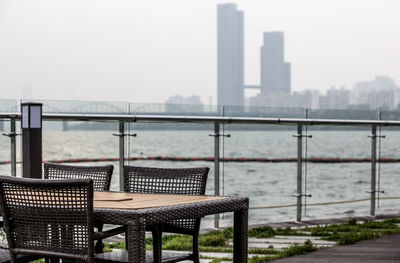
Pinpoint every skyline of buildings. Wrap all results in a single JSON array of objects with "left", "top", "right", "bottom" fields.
[
  {"left": 166, "top": 76, "right": 400, "bottom": 112},
  {"left": 213, "top": 3, "right": 399, "bottom": 111},
  {"left": 217, "top": 3, "right": 291, "bottom": 108}
]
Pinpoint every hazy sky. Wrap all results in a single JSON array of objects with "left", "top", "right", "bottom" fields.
[{"left": 1, "top": 0, "right": 399, "bottom": 104}]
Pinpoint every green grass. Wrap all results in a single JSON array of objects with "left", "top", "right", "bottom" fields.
[
  {"left": 248, "top": 240, "right": 317, "bottom": 262},
  {"left": 301, "top": 218, "right": 400, "bottom": 245}
]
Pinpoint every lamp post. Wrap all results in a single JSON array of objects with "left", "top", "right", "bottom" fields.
[{"left": 21, "top": 102, "right": 43, "bottom": 179}]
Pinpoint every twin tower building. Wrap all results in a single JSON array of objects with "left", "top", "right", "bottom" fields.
[{"left": 217, "top": 3, "right": 291, "bottom": 107}]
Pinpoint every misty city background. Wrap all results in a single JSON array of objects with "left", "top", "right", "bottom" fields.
[{"left": 1, "top": 0, "right": 400, "bottom": 111}]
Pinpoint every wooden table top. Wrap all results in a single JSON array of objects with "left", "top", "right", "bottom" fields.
[{"left": 94, "top": 191, "right": 227, "bottom": 210}]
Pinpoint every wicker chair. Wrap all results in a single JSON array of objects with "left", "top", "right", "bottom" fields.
[
  {"left": 123, "top": 166, "right": 210, "bottom": 263},
  {"left": 0, "top": 244, "right": 40, "bottom": 263},
  {"left": 43, "top": 162, "right": 120, "bottom": 254},
  {"left": 0, "top": 249, "right": 41, "bottom": 263},
  {"left": 0, "top": 201, "right": 42, "bottom": 263},
  {"left": 43, "top": 163, "right": 113, "bottom": 191},
  {"left": 0, "top": 176, "right": 99, "bottom": 262}
]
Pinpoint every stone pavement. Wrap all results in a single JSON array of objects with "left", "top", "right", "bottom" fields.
[
  {"left": 270, "top": 233, "right": 400, "bottom": 263},
  {"left": 179, "top": 233, "right": 400, "bottom": 262},
  {"left": 169, "top": 234, "right": 337, "bottom": 262}
]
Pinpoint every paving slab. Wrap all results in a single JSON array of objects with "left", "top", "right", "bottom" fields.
[
  {"left": 165, "top": 250, "right": 265, "bottom": 260},
  {"left": 270, "top": 233, "right": 400, "bottom": 262},
  {"left": 248, "top": 237, "right": 336, "bottom": 246}
]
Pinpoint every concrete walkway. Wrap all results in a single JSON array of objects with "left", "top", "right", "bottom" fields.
[{"left": 271, "top": 233, "right": 400, "bottom": 263}]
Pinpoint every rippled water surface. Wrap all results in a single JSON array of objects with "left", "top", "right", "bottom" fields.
[{"left": 1, "top": 127, "right": 400, "bottom": 225}]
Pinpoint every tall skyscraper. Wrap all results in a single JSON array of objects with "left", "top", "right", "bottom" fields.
[
  {"left": 260, "top": 32, "right": 291, "bottom": 95},
  {"left": 217, "top": 3, "right": 244, "bottom": 107}
]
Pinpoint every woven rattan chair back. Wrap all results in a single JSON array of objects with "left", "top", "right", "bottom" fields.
[
  {"left": 123, "top": 166, "right": 209, "bottom": 233},
  {"left": 44, "top": 163, "right": 113, "bottom": 191},
  {"left": 0, "top": 176, "right": 94, "bottom": 263}
]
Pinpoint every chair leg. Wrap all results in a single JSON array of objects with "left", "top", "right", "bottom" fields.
[
  {"left": 151, "top": 225, "right": 162, "bottom": 263},
  {"left": 125, "top": 229, "right": 128, "bottom": 250},
  {"left": 9, "top": 253, "right": 17, "bottom": 263},
  {"left": 192, "top": 233, "right": 200, "bottom": 263},
  {"left": 94, "top": 222, "right": 105, "bottom": 254}
]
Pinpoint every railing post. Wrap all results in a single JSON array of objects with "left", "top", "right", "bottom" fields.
[
  {"left": 296, "top": 124, "right": 303, "bottom": 222},
  {"left": 214, "top": 122, "right": 220, "bottom": 228},
  {"left": 370, "top": 125, "right": 377, "bottom": 216},
  {"left": 10, "top": 118, "right": 17, "bottom": 177},
  {"left": 119, "top": 121, "right": 125, "bottom": 191}
]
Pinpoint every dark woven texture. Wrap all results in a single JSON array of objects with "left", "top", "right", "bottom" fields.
[
  {"left": 44, "top": 163, "right": 113, "bottom": 191},
  {"left": 0, "top": 176, "right": 95, "bottom": 262},
  {"left": 44, "top": 163, "right": 118, "bottom": 254},
  {"left": 123, "top": 166, "right": 209, "bottom": 262},
  {"left": 0, "top": 248, "right": 41, "bottom": 263}
]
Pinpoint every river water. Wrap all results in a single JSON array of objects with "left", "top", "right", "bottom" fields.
[{"left": 1, "top": 127, "right": 400, "bottom": 226}]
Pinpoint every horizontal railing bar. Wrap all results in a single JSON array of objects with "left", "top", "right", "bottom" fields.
[
  {"left": 2, "top": 112, "right": 400, "bottom": 126},
  {"left": 250, "top": 196, "right": 400, "bottom": 210},
  {"left": 4, "top": 156, "right": 400, "bottom": 165},
  {"left": 3, "top": 156, "right": 400, "bottom": 165}
]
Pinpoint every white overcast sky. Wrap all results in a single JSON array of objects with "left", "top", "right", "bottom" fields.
[{"left": 0, "top": 0, "right": 399, "bottom": 104}]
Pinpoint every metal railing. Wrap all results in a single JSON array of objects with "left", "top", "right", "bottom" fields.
[{"left": 2, "top": 111, "right": 400, "bottom": 226}]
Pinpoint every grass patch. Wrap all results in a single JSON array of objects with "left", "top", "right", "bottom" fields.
[
  {"left": 248, "top": 225, "right": 311, "bottom": 238},
  {"left": 300, "top": 218, "right": 400, "bottom": 245},
  {"left": 248, "top": 240, "right": 317, "bottom": 262}
]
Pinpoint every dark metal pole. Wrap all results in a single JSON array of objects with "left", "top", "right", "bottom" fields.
[
  {"left": 10, "top": 118, "right": 16, "bottom": 177},
  {"left": 214, "top": 122, "right": 220, "bottom": 228},
  {"left": 21, "top": 102, "right": 43, "bottom": 179},
  {"left": 119, "top": 121, "right": 125, "bottom": 191},
  {"left": 296, "top": 124, "right": 303, "bottom": 222},
  {"left": 370, "top": 125, "right": 377, "bottom": 216}
]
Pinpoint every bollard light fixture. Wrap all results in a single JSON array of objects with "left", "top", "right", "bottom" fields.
[
  {"left": 21, "top": 102, "right": 42, "bottom": 129},
  {"left": 21, "top": 102, "right": 43, "bottom": 179}
]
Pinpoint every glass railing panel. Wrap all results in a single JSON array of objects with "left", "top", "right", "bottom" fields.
[
  {"left": 21, "top": 99, "right": 128, "bottom": 114},
  {"left": 375, "top": 127, "right": 400, "bottom": 214},
  {"left": 380, "top": 110, "right": 400, "bottom": 121},
  {"left": 42, "top": 120, "right": 121, "bottom": 190},
  {"left": 124, "top": 121, "right": 215, "bottom": 225},
  {"left": 304, "top": 125, "right": 372, "bottom": 220},
  {"left": 223, "top": 105, "right": 305, "bottom": 118},
  {"left": 0, "top": 99, "right": 18, "bottom": 112},
  {"left": 0, "top": 118, "right": 21, "bottom": 177},
  {"left": 222, "top": 122, "right": 298, "bottom": 224},
  {"left": 307, "top": 108, "right": 378, "bottom": 120},
  {"left": 0, "top": 119, "right": 11, "bottom": 176},
  {"left": 129, "top": 102, "right": 221, "bottom": 116}
]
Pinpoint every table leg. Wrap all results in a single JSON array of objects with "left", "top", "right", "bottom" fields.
[
  {"left": 233, "top": 209, "right": 248, "bottom": 263},
  {"left": 151, "top": 225, "right": 162, "bottom": 263},
  {"left": 127, "top": 219, "right": 146, "bottom": 263},
  {"left": 94, "top": 222, "right": 105, "bottom": 253}
]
